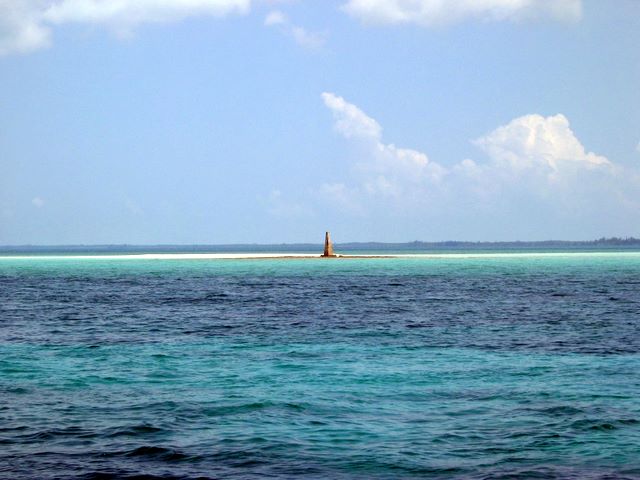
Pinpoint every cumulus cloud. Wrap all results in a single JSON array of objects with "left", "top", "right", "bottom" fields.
[
  {"left": 322, "top": 92, "right": 381, "bottom": 139},
  {"left": 475, "top": 113, "right": 609, "bottom": 171},
  {"left": 309, "top": 92, "right": 639, "bottom": 238},
  {"left": 264, "top": 10, "right": 325, "bottom": 49},
  {"left": 470, "top": 114, "right": 619, "bottom": 212},
  {"left": 321, "top": 92, "right": 446, "bottom": 206},
  {"left": 342, "top": 0, "right": 582, "bottom": 27},
  {"left": 0, "top": 0, "right": 250, "bottom": 55},
  {"left": 31, "top": 196, "right": 45, "bottom": 208}
]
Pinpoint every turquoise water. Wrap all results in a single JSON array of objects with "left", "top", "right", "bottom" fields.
[{"left": 1, "top": 252, "right": 640, "bottom": 479}]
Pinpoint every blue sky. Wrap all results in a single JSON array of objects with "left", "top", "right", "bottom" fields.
[{"left": 1, "top": 0, "right": 639, "bottom": 244}]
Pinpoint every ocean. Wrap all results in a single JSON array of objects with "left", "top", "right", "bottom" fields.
[{"left": 1, "top": 250, "right": 639, "bottom": 479}]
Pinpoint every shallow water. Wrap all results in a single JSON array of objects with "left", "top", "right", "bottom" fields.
[{"left": 1, "top": 253, "right": 640, "bottom": 479}]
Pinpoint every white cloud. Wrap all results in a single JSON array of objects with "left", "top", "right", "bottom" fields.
[
  {"left": 290, "top": 25, "right": 325, "bottom": 49},
  {"left": 342, "top": 0, "right": 582, "bottom": 27},
  {"left": 44, "top": 0, "right": 250, "bottom": 25},
  {"left": 322, "top": 92, "right": 381, "bottom": 139},
  {"left": 0, "top": 1, "right": 52, "bottom": 55},
  {"left": 31, "top": 196, "right": 45, "bottom": 208},
  {"left": 0, "top": 0, "right": 250, "bottom": 55},
  {"left": 474, "top": 113, "right": 609, "bottom": 172},
  {"left": 264, "top": 10, "right": 286, "bottom": 26},
  {"left": 320, "top": 92, "right": 446, "bottom": 204},
  {"left": 309, "top": 93, "right": 640, "bottom": 238},
  {"left": 264, "top": 9, "right": 326, "bottom": 49},
  {"left": 321, "top": 93, "right": 614, "bottom": 199}
]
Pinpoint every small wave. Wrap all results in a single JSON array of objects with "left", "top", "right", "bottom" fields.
[
  {"left": 10, "top": 426, "right": 97, "bottom": 443},
  {"left": 158, "top": 291, "right": 242, "bottom": 306},
  {"left": 540, "top": 405, "right": 585, "bottom": 416},
  {"left": 193, "top": 400, "right": 313, "bottom": 418},
  {"left": 285, "top": 350, "right": 322, "bottom": 359},
  {"left": 0, "top": 425, "right": 28, "bottom": 434},
  {"left": 2, "top": 386, "right": 30, "bottom": 394},
  {"left": 124, "top": 446, "right": 192, "bottom": 461},
  {"left": 200, "top": 401, "right": 272, "bottom": 417},
  {"left": 81, "top": 472, "right": 213, "bottom": 480},
  {"left": 104, "top": 424, "right": 164, "bottom": 438},
  {"left": 571, "top": 418, "right": 638, "bottom": 432},
  {"left": 203, "top": 292, "right": 231, "bottom": 300}
]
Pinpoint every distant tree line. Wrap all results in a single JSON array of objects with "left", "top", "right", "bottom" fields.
[
  {"left": 2, "top": 237, "right": 640, "bottom": 253},
  {"left": 337, "top": 237, "right": 640, "bottom": 250}
]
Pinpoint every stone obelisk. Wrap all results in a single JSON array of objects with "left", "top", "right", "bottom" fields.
[{"left": 322, "top": 231, "right": 336, "bottom": 257}]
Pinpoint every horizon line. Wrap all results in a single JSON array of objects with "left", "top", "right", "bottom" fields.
[{"left": 1, "top": 237, "right": 639, "bottom": 249}]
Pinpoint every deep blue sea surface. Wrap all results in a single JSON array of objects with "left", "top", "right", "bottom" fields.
[{"left": 1, "top": 251, "right": 640, "bottom": 479}]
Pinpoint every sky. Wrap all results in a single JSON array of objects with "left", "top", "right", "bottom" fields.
[{"left": 1, "top": 0, "right": 639, "bottom": 244}]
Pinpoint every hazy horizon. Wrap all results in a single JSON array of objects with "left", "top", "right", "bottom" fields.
[{"left": 2, "top": 237, "right": 640, "bottom": 250}]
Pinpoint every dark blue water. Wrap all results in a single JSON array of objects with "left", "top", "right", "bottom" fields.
[{"left": 1, "top": 253, "right": 640, "bottom": 479}]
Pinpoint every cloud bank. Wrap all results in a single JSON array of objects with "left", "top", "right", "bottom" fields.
[
  {"left": 0, "top": 0, "right": 250, "bottom": 55},
  {"left": 1, "top": 0, "right": 586, "bottom": 56},
  {"left": 342, "top": 0, "right": 582, "bottom": 26},
  {"left": 311, "top": 93, "right": 639, "bottom": 239}
]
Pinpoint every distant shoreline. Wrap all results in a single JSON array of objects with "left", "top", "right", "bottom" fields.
[{"left": 1, "top": 237, "right": 640, "bottom": 254}]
